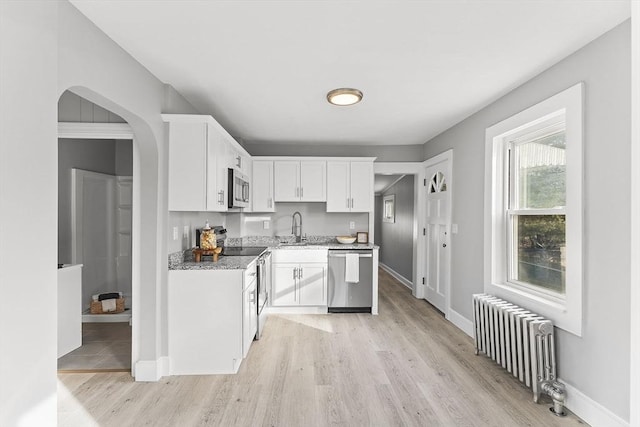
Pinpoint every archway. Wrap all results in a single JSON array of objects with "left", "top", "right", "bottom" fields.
[{"left": 56, "top": 85, "right": 161, "bottom": 380}]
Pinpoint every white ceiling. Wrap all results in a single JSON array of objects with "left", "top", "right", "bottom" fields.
[{"left": 69, "top": 1, "right": 630, "bottom": 146}]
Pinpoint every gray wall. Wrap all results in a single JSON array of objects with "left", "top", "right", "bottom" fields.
[
  {"left": 245, "top": 141, "right": 423, "bottom": 162},
  {"left": 376, "top": 176, "right": 414, "bottom": 282},
  {"left": 423, "top": 21, "right": 631, "bottom": 421}
]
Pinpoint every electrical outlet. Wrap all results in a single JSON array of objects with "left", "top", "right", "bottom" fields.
[
  {"left": 172, "top": 227, "right": 178, "bottom": 240},
  {"left": 183, "top": 225, "right": 189, "bottom": 238},
  {"left": 349, "top": 221, "right": 355, "bottom": 230},
  {"left": 263, "top": 220, "right": 270, "bottom": 230}
]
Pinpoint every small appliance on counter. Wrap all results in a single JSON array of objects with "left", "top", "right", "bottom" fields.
[
  {"left": 193, "top": 224, "right": 227, "bottom": 262},
  {"left": 195, "top": 224, "right": 227, "bottom": 249}
]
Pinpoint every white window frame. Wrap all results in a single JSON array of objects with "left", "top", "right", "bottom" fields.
[{"left": 484, "top": 82, "right": 583, "bottom": 336}]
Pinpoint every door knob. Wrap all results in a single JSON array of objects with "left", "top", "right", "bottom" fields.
[{"left": 442, "top": 243, "right": 447, "bottom": 248}]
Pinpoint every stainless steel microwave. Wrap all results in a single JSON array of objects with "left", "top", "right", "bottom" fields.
[{"left": 228, "top": 168, "right": 250, "bottom": 208}]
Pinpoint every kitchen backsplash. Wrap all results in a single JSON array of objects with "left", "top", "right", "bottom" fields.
[
  {"left": 168, "top": 203, "right": 369, "bottom": 253},
  {"left": 235, "top": 203, "right": 368, "bottom": 237}
]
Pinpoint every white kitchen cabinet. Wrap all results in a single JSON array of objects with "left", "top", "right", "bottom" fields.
[
  {"left": 272, "top": 263, "right": 298, "bottom": 306},
  {"left": 163, "top": 114, "right": 251, "bottom": 212},
  {"left": 271, "top": 249, "right": 327, "bottom": 307},
  {"left": 326, "top": 161, "right": 373, "bottom": 212},
  {"left": 273, "top": 160, "right": 326, "bottom": 202},
  {"left": 206, "top": 125, "right": 229, "bottom": 211},
  {"left": 166, "top": 120, "right": 208, "bottom": 211},
  {"left": 242, "top": 267, "right": 257, "bottom": 358},
  {"left": 168, "top": 262, "right": 257, "bottom": 375},
  {"left": 252, "top": 160, "right": 275, "bottom": 212}
]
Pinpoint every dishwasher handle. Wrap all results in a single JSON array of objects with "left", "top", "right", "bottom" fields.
[{"left": 328, "top": 253, "right": 372, "bottom": 258}]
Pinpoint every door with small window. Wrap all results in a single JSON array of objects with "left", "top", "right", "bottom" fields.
[{"left": 424, "top": 162, "right": 451, "bottom": 313}]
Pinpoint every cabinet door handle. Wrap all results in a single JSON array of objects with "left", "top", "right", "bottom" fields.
[
  {"left": 218, "top": 190, "right": 224, "bottom": 205},
  {"left": 351, "top": 198, "right": 354, "bottom": 209},
  {"left": 300, "top": 187, "right": 303, "bottom": 198},
  {"left": 293, "top": 267, "right": 297, "bottom": 280},
  {"left": 347, "top": 198, "right": 350, "bottom": 208},
  {"left": 299, "top": 267, "right": 303, "bottom": 279}
]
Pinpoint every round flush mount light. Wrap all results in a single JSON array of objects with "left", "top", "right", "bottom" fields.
[{"left": 327, "top": 88, "right": 363, "bottom": 106}]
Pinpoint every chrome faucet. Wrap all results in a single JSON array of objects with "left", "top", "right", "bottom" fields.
[{"left": 292, "top": 211, "right": 303, "bottom": 243}]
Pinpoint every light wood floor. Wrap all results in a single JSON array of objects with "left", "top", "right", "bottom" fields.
[
  {"left": 58, "top": 269, "right": 587, "bottom": 426},
  {"left": 58, "top": 322, "right": 131, "bottom": 372}
]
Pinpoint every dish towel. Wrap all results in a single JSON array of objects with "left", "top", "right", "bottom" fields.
[
  {"left": 345, "top": 253, "right": 359, "bottom": 283},
  {"left": 101, "top": 299, "right": 117, "bottom": 312}
]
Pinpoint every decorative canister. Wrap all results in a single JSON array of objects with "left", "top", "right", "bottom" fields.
[{"left": 201, "top": 221, "right": 216, "bottom": 250}]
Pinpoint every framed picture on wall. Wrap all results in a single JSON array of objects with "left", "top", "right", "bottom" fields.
[
  {"left": 383, "top": 194, "right": 395, "bottom": 223},
  {"left": 356, "top": 231, "right": 369, "bottom": 244}
]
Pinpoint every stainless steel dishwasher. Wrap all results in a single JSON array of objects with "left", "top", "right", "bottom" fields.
[{"left": 328, "top": 249, "right": 373, "bottom": 313}]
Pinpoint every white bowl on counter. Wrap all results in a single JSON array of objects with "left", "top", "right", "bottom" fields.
[{"left": 336, "top": 236, "right": 356, "bottom": 244}]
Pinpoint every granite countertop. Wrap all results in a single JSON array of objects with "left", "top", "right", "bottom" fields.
[
  {"left": 168, "top": 237, "right": 378, "bottom": 271},
  {"left": 272, "top": 243, "right": 377, "bottom": 250},
  {"left": 170, "top": 255, "right": 259, "bottom": 271}
]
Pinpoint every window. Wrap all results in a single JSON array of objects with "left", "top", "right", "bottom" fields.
[
  {"left": 383, "top": 194, "right": 395, "bottom": 223},
  {"left": 485, "top": 83, "right": 583, "bottom": 336}
]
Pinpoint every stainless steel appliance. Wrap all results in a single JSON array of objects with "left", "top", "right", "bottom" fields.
[
  {"left": 255, "top": 251, "right": 271, "bottom": 339},
  {"left": 228, "top": 168, "right": 250, "bottom": 208},
  {"left": 328, "top": 249, "right": 373, "bottom": 313}
]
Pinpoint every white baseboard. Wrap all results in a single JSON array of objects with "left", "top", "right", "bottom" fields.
[
  {"left": 558, "top": 378, "right": 629, "bottom": 427},
  {"left": 379, "top": 262, "right": 413, "bottom": 290},
  {"left": 134, "top": 356, "right": 170, "bottom": 382},
  {"left": 447, "top": 308, "right": 474, "bottom": 338}
]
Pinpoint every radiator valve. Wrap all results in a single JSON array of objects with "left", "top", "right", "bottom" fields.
[{"left": 541, "top": 381, "right": 566, "bottom": 417}]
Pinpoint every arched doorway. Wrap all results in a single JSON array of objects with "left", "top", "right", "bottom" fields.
[{"left": 56, "top": 91, "right": 135, "bottom": 372}]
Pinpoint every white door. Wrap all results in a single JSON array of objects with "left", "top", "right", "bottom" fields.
[
  {"left": 424, "top": 163, "right": 451, "bottom": 313},
  {"left": 72, "top": 169, "right": 117, "bottom": 310}
]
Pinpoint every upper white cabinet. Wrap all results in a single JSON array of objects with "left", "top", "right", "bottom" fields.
[
  {"left": 252, "top": 160, "right": 275, "bottom": 212},
  {"left": 274, "top": 160, "right": 326, "bottom": 202},
  {"left": 327, "top": 161, "right": 374, "bottom": 212},
  {"left": 163, "top": 114, "right": 251, "bottom": 212}
]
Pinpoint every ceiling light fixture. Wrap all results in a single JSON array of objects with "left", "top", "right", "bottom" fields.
[{"left": 327, "top": 88, "right": 363, "bottom": 106}]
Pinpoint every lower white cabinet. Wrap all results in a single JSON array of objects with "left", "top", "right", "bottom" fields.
[
  {"left": 168, "top": 263, "right": 256, "bottom": 375},
  {"left": 242, "top": 268, "right": 258, "bottom": 358},
  {"left": 271, "top": 249, "right": 328, "bottom": 307}
]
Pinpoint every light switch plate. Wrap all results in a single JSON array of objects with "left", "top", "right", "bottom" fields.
[
  {"left": 263, "top": 220, "right": 270, "bottom": 230},
  {"left": 183, "top": 225, "right": 189, "bottom": 238},
  {"left": 172, "top": 227, "right": 178, "bottom": 240},
  {"left": 452, "top": 224, "right": 459, "bottom": 234},
  {"left": 349, "top": 221, "right": 355, "bottom": 230}
]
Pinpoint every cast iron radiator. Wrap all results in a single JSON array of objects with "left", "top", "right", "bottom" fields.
[{"left": 472, "top": 294, "right": 567, "bottom": 416}]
